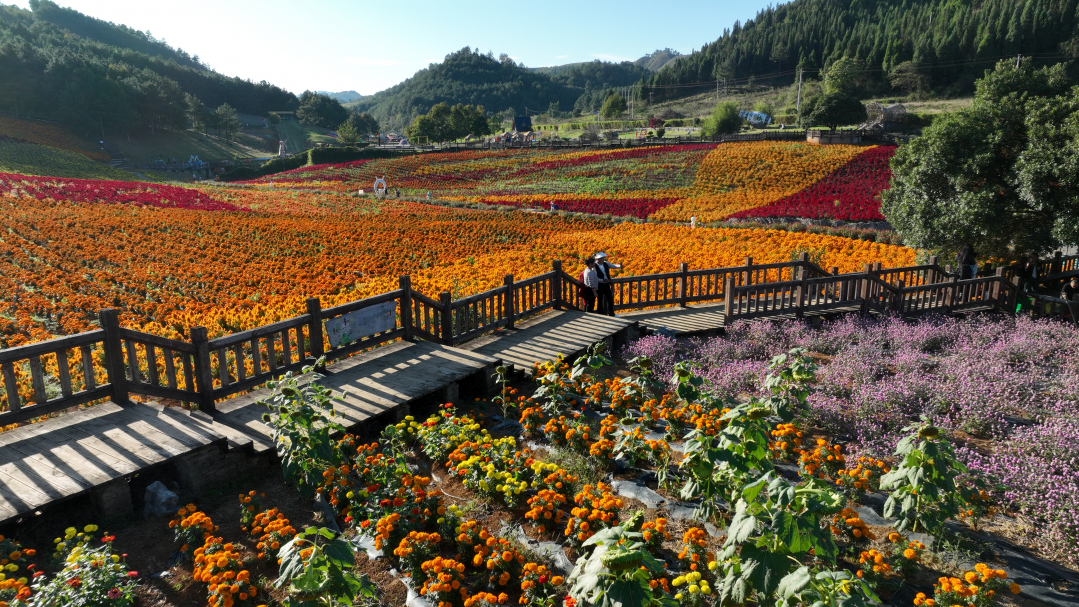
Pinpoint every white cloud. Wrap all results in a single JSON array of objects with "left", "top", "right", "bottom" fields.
[
  {"left": 556, "top": 55, "right": 569, "bottom": 59},
  {"left": 344, "top": 56, "right": 401, "bottom": 67},
  {"left": 591, "top": 53, "right": 634, "bottom": 62}
]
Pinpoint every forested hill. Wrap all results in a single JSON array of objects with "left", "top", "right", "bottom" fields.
[
  {"left": 349, "top": 48, "right": 584, "bottom": 129},
  {"left": 648, "top": 0, "right": 1079, "bottom": 97},
  {"left": 0, "top": 1, "right": 296, "bottom": 136}
]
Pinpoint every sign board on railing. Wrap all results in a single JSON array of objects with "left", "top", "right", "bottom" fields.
[{"left": 325, "top": 302, "right": 397, "bottom": 348}]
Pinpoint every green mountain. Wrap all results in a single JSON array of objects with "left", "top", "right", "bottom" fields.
[
  {"left": 647, "top": 0, "right": 1079, "bottom": 99},
  {"left": 634, "top": 48, "right": 684, "bottom": 72},
  {"left": 0, "top": 0, "right": 296, "bottom": 136}
]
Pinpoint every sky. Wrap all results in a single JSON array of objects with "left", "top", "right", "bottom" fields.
[{"left": 8, "top": 0, "right": 775, "bottom": 96}]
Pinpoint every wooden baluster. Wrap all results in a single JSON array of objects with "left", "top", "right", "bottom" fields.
[
  {"left": 743, "top": 257, "right": 753, "bottom": 287},
  {"left": 146, "top": 344, "right": 159, "bottom": 386},
  {"left": 28, "top": 355, "right": 46, "bottom": 404},
  {"left": 125, "top": 340, "right": 141, "bottom": 384},
  {"left": 80, "top": 344, "right": 96, "bottom": 390},
  {"left": 233, "top": 344, "right": 246, "bottom": 382},
  {"left": 282, "top": 329, "right": 292, "bottom": 365},
  {"left": 2, "top": 362, "right": 19, "bottom": 411},
  {"left": 250, "top": 337, "right": 262, "bottom": 376},
  {"left": 724, "top": 277, "right": 736, "bottom": 320},
  {"left": 164, "top": 349, "right": 178, "bottom": 390},
  {"left": 57, "top": 348, "right": 73, "bottom": 398},
  {"left": 552, "top": 260, "right": 562, "bottom": 310},
  {"left": 182, "top": 351, "right": 195, "bottom": 394},
  {"left": 217, "top": 348, "right": 231, "bottom": 388}
]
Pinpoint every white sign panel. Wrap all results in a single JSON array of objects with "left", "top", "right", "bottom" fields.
[{"left": 325, "top": 301, "right": 397, "bottom": 348}]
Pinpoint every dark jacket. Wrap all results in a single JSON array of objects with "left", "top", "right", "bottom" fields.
[{"left": 956, "top": 245, "right": 976, "bottom": 266}]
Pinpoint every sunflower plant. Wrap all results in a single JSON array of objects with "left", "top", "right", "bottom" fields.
[{"left": 276, "top": 527, "right": 377, "bottom": 607}]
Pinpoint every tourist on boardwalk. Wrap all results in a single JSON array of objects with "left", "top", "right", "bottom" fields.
[
  {"left": 594, "top": 252, "right": 622, "bottom": 316},
  {"left": 1016, "top": 256, "right": 1039, "bottom": 293},
  {"left": 579, "top": 257, "right": 599, "bottom": 312},
  {"left": 956, "top": 244, "right": 977, "bottom": 279},
  {"left": 1062, "top": 276, "right": 1079, "bottom": 301}
]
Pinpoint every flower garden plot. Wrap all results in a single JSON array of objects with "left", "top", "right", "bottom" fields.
[
  {"left": 0, "top": 332, "right": 1048, "bottom": 607},
  {"left": 0, "top": 194, "right": 913, "bottom": 349},
  {"left": 729, "top": 146, "right": 896, "bottom": 222},
  {"left": 0, "top": 117, "right": 111, "bottom": 162},
  {"left": 625, "top": 313, "right": 1079, "bottom": 569},
  {"left": 0, "top": 173, "right": 238, "bottom": 211}
]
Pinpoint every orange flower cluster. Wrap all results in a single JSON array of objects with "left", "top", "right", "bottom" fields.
[
  {"left": 566, "top": 483, "right": 623, "bottom": 543},
  {"left": 249, "top": 509, "right": 295, "bottom": 563},
  {"left": 769, "top": 423, "right": 804, "bottom": 460},
  {"left": 524, "top": 490, "right": 567, "bottom": 534},
  {"left": 170, "top": 506, "right": 218, "bottom": 559},
  {"left": 798, "top": 438, "right": 846, "bottom": 479},
  {"left": 419, "top": 556, "right": 468, "bottom": 605},
  {"left": 917, "top": 563, "right": 1020, "bottom": 607},
  {"left": 837, "top": 456, "right": 891, "bottom": 493},
  {"left": 830, "top": 507, "right": 876, "bottom": 542},
  {"left": 193, "top": 536, "right": 258, "bottom": 607},
  {"left": 640, "top": 517, "right": 670, "bottom": 551}
]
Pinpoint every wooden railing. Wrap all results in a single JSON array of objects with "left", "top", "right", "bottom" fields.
[{"left": 0, "top": 257, "right": 1026, "bottom": 426}]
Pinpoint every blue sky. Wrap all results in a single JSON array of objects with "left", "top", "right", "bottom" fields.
[{"left": 9, "top": 0, "right": 775, "bottom": 95}]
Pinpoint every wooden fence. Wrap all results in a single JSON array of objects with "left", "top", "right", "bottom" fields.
[{"left": 0, "top": 256, "right": 1035, "bottom": 426}]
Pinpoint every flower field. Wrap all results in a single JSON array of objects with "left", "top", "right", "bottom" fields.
[
  {"left": 234, "top": 142, "right": 898, "bottom": 222},
  {"left": 0, "top": 142, "right": 139, "bottom": 181},
  {"left": 0, "top": 190, "right": 914, "bottom": 348},
  {"left": 0, "top": 328, "right": 1047, "bottom": 607}
]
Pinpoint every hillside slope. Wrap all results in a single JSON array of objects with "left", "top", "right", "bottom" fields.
[
  {"left": 0, "top": 1, "right": 297, "bottom": 136},
  {"left": 648, "top": 0, "right": 1079, "bottom": 98}
]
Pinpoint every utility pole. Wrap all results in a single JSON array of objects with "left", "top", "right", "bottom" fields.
[
  {"left": 716, "top": 81, "right": 720, "bottom": 103},
  {"left": 796, "top": 68, "right": 803, "bottom": 123},
  {"left": 1016, "top": 54, "right": 1022, "bottom": 68}
]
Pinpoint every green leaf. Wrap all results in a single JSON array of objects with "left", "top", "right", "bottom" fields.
[
  {"left": 607, "top": 579, "right": 651, "bottom": 607},
  {"left": 742, "top": 544, "right": 793, "bottom": 596},
  {"left": 777, "top": 566, "right": 812, "bottom": 599},
  {"left": 726, "top": 500, "right": 758, "bottom": 545}
]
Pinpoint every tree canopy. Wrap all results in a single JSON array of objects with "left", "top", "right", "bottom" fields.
[
  {"left": 405, "top": 102, "right": 490, "bottom": 143},
  {"left": 296, "top": 91, "right": 349, "bottom": 130},
  {"left": 702, "top": 101, "right": 744, "bottom": 136},
  {"left": 0, "top": 1, "right": 296, "bottom": 136},
  {"left": 645, "top": 0, "right": 1079, "bottom": 100},
  {"left": 599, "top": 93, "right": 627, "bottom": 119},
  {"left": 802, "top": 92, "right": 867, "bottom": 131},
  {"left": 882, "top": 59, "right": 1079, "bottom": 259}
]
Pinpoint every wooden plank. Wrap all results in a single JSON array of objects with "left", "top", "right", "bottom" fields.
[
  {"left": 281, "top": 329, "right": 292, "bottom": 366},
  {"left": 325, "top": 301, "right": 397, "bottom": 348},
  {"left": 251, "top": 337, "right": 262, "bottom": 376},
  {"left": 181, "top": 352, "right": 195, "bottom": 394},
  {"left": 29, "top": 356, "right": 46, "bottom": 405},
  {"left": 56, "top": 348, "right": 72, "bottom": 398},
  {"left": 0, "top": 330, "right": 103, "bottom": 366},
  {"left": 266, "top": 332, "right": 277, "bottom": 373}
]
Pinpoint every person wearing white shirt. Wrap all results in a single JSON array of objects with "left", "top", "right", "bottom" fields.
[{"left": 580, "top": 258, "right": 599, "bottom": 312}]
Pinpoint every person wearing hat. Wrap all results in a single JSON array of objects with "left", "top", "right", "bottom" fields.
[{"left": 593, "top": 252, "right": 622, "bottom": 316}]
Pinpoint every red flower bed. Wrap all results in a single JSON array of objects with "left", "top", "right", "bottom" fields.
[
  {"left": 729, "top": 146, "right": 896, "bottom": 221},
  {"left": 0, "top": 172, "right": 240, "bottom": 211},
  {"left": 484, "top": 196, "right": 678, "bottom": 218}
]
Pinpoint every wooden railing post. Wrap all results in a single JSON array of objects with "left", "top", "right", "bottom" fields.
[
  {"left": 679, "top": 263, "right": 689, "bottom": 308},
  {"left": 552, "top": 260, "right": 562, "bottom": 310},
  {"left": 190, "top": 326, "right": 216, "bottom": 414},
  {"left": 743, "top": 257, "right": 753, "bottom": 286},
  {"left": 724, "top": 277, "right": 736, "bottom": 320},
  {"left": 305, "top": 298, "right": 324, "bottom": 361},
  {"left": 399, "top": 276, "right": 414, "bottom": 341},
  {"left": 944, "top": 275, "right": 958, "bottom": 312},
  {"left": 893, "top": 279, "right": 906, "bottom": 313},
  {"left": 928, "top": 256, "right": 939, "bottom": 284},
  {"left": 440, "top": 292, "right": 454, "bottom": 345},
  {"left": 860, "top": 264, "right": 872, "bottom": 312},
  {"left": 504, "top": 274, "right": 515, "bottom": 329},
  {"left": 1053, "top": 251, "right": 1063, "bottom": 276},
  {"left": 98, "top": 309, "right": 129, "bottom": 405},
  {"left": 797, "top": 270, "right": 807, "bottom": 318},
  {"left": 798, "top": 252, "right": 810, "bottom": 281}
]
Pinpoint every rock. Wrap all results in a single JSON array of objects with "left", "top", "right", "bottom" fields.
[
  {"left": 611, "top": 480, "right": 667, "bottom": 509},
  {"left": 854, "top": 505, "right": 895, "bottom": 528},
  {"left": 143, "top": 481, "right": 179, "bottom": 517}
]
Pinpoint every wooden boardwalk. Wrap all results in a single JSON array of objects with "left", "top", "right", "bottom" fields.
[
  {"left": 461, "top": 311, "right": 634, "bottom": 375},
  {"left": 0, "top": 311, "right": 634, "bottom": 525},
  {"left": 0, "top": 255, "right": 1031, "bottom": 526}
]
